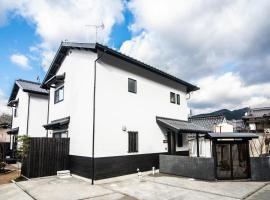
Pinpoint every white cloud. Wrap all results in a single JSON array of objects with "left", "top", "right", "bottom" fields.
[
  {"left": 121, "top": 0, "right": 270, "bottom": 114},
  {"left": 0, "top": 89, "right": 11, "bottom": 115},
  {"left": 10, "top": 53, "right": 31, "bottom": 70},
  {"left": 0, "top": 0, "right": 125, "bottom": 70},
  {"left": 189, "top": 72, "right": 270, "bottom": 114}
]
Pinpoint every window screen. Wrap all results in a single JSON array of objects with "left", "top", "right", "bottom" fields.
[
  {"left": 54, "top": 86, "right": 64, "bottom": 103},
  {"left": 170, "top": 92, "right": 176, "bottom": 103},
  {"left": 128, "top": 131, "right": 138, "bottom": 153},
  {"left": 14, "top": 107, "right": 18, "bottom": 117},
  {"left": 177, "top": 94, "right": 180, "bottom": 105},
  {"left": 128, "top": 78, "right": 137, "bottom": 93}
]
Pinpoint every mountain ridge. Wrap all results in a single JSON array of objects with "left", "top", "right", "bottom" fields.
[{"left": 193, "top": 107, "right": 248, "bottom": 120}]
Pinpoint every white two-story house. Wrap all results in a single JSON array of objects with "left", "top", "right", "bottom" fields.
[
  {"left": 41, "top": 42, "right": 200, "bottom": 180},
  {"left": 7, "top": 79, "right": 49, "bottom": 153}
]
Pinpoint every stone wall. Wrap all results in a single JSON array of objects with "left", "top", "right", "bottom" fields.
[
  {"left": 250, "top": 157, "right": 270, "bottom": 181},
  {"left": 159, "top": 155, "right": 215, "bottom": 180}
]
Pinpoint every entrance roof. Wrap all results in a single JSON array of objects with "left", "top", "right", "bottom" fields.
[
  {"left": 207, "top": 132, "right": 258, "bottom": 139},
  {"left": 156, "top": 116, "right": 210, "bottom": 133},
  {"left": 7, "top": 127, "right": 19, "bottom": 135},
  {"left": 43, "top": 117, "right": 70, "bottom": 130}
]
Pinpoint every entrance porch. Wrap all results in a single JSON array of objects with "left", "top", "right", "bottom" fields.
[{"left": 157, "top": 116, "right": 259, "bottom": 180}]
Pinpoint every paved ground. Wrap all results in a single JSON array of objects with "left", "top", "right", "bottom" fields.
[
  {"left": 246, "top": 184, "right": 270, "bottom": 200},
  {"left": 0, "top": 173, "right": 269, "bottom": 200},
  {"left": 0, "top": 164, "right": 20, "bottom": 185}
]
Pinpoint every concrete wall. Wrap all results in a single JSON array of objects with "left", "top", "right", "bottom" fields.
[
  {"left": 160, "top": 154, "right": 215, "bottom": 180},
  {"left": 250, "top": 157, "right": 270, "bottom": 181}
]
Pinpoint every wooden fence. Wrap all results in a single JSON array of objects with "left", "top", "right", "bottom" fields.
[
  {"left": 0, "top": 142, "right": 10, "bottom": 161},
  {"left": 22, "top": 137, "right": 70, "bottom": 178}
]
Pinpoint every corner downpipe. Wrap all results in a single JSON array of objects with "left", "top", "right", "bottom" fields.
[
  {"left": 26, "top": 94, "right": 31, "bottom": 136},
  {"left": 91, "top": 49, "right": 106, "bottom": 185}
]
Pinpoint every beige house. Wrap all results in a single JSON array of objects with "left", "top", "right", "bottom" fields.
[
  {"left": 0, "top": 114, "right": 11, "bottom": 143},
  {"left": 0, "top": 125, "right": 10, "bottom": 142}
]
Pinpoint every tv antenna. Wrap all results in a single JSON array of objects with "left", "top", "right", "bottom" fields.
[
  {"left": 36, "top": 75, "right": 40, "bottom": 83},
  {"left": 86, "top": 23, "right": 105, "bottom": 43}
]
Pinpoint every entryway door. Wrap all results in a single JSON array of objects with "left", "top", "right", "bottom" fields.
[{"left": 215, "top": 141, "right": 250, "bottom": 179}]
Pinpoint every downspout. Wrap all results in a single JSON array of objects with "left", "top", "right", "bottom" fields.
[
  {"left": 91, "top": 49, "right": 106, "bottom": 185},
  {"left": 26, "top": 94, "right": 31, "bottom": 136},
  {"left": 10, "top": 108, "right": 13, "bottom": 150},
  {"left": 46, "top": 91, "right": 50, "bottom": 137}
]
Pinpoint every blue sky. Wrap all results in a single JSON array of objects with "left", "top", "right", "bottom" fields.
[
  {"left": 0, "top": 15, "right": 43, "bottom": 95},
  {"left": 0, "top": 0, "right": 270, "bottom": 114},
  {"left": 0, "top": 9, "right": 132, "bottom": 98}
]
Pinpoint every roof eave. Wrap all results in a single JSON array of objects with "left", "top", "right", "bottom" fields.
[
  {"left": 96, "top": 44, "right": 199, "bottom": 92},
  {"left": 42, "top": 42, "right": 199, "bottom": 91}
]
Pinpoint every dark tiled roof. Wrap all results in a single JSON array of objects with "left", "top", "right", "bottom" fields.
[
  {"left": 17, "top": 79, "right": 48, "bottom": 94},
  {"left": 42, "top": 42, "right": 199, "bottom": 92},
  {"left": 207, "top": 132, "right": 258, "bottom": 139},
  {"left": 243, "top": 107, "right": 270, "bottom": 118},
  {"left": 7, "top": 127, "right": 19, "bottom": 135},
  {"left": 8, "top": 79, "right": 48, "bottom": 103},
  {"left": 189, "top": 115, "right": 225, "bottom": 132},
  {"left": 156, "top": 116, "right": 210, "bottom": 133},
  {"left": 43, "top": 116, "right": 70, "bottom": 130}
]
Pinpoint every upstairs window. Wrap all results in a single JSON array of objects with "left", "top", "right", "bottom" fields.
[
  {"left": 128, "top": 131, "right": 138, "bottom": 153},
  {"left": 177, "top": 94, "right": 180, "bottom": 105},
  {"left": 170, "top": 92, "right": 176, "bottom": 103},
  {"left": 54, "top": 85, "right": 64, "bottom": 104},
  {"left": 128, "top": 78, "right": 137, "bottom": 93},
  {"left": 14, "top": 107, "right": 18, "bottom": 117}
]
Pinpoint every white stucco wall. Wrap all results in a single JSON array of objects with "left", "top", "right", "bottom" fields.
[
  {"left": 94, "top": 52, "right": 189, "bottom": 157},
  {"left": 48, "top": 49, "right": 96, "bottom": 157},
  {"left": 48, "top": 50, "right": 191, "bottom": 158},
  {"left": 11, "top": 88, "right": 48, "bottom": 137},
  {"left": 28, "top": 94, "right": 48, "bottom": 137},
  {"left": 12, "top": 88, "right": 28, "bottom": 136},
  {"left": 249, "top": 123, "right": 256, "bottom": 131},
  {"left": 215, "top": 122, "right": 234, "bottom": 133},
  {"left": 189, "top": 138, "right": 212, "bottom": 158},
  {"left": 176, "top": 134, "right": 189, "bottom": 151}
]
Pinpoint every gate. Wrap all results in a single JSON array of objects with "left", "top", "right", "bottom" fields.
[{"left": 214, "top": 141, "right": 250, "bottom": 179}]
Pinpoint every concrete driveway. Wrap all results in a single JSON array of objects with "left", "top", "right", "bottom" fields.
[{"left": 0, "top": 173, "right": 269, "bottom": 200}]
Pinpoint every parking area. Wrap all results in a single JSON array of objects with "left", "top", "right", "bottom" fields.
[{"left": 0, "top": 173, "right": 269, "bottom": 200}]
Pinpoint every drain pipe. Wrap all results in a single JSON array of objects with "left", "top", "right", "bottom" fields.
[{"left": 91, "top": 49, "right": 106, "bottom": 185}]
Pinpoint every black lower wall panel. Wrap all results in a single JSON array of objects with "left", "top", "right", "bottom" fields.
[
  {"left": 69, "top": 155, "right": 93, "bottom": 179},
  {"left": 69, "top": 152, "right": 166, "bottom": 180}
]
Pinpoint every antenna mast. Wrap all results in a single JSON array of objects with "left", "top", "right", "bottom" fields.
[{"left": 86, "top": 23, "right": 104, "bottom": 43}]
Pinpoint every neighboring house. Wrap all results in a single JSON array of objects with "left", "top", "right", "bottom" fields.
[
  {"left": 242, "top": 106, "right": 270, "bottom": 156},
  {"left": 230, "top": 119, "right": 246, "bottom": 132},
  {"left": 41, "top": 42, "right": 200, "bottom": 180},
  {"left": 0, "top": 123, "right": 11, "bottom": 143},
  {"left": 0, "top": 114, "right": 11, "bottom": 143},
  {"left": 7, "top": 79, "right": 49, "bottom": 153},
  {"left": 188, "top": 114, "right": 233, "bottom": 157},
  {"left": 189, "top": 114, "right": 233, "bottom": 133},
  {"left": 242, "top": 106, "right": 270, "bottom": 133}
]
